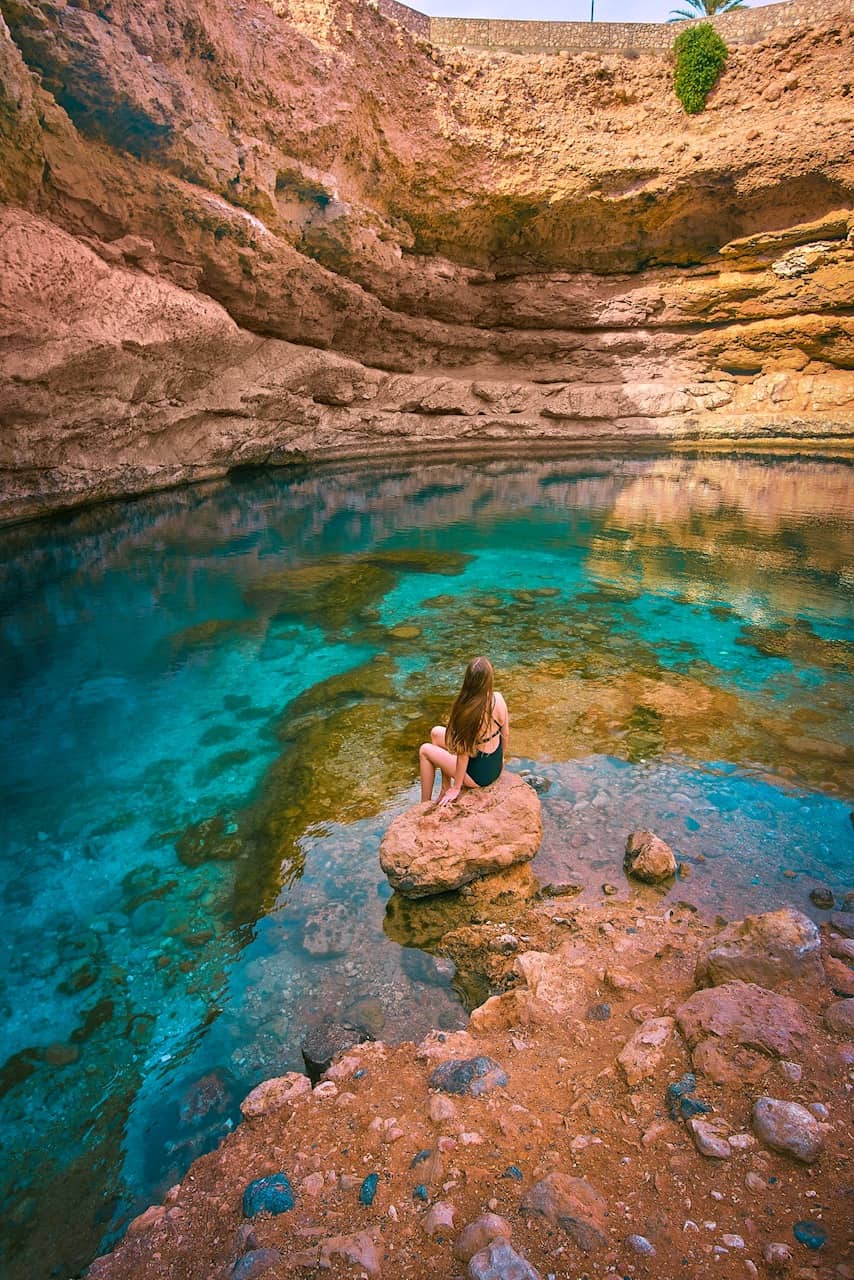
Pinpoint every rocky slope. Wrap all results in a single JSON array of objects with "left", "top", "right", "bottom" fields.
[
  {"left": 86, "top": 891, "right": 854, "bottom": 1280},
  {"left": 0, "top": 0, "right": 853, "bottom": 522}
]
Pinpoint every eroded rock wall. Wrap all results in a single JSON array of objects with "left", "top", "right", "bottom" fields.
[{"left": 0, "top": 0, "right": 852, "bottom": 522}]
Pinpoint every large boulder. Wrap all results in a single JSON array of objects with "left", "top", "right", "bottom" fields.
[
  {"left": 695, "top": 908, "right": 824, "bottom": 989},
  {"left": 676, "top": 981, "right": 813, "bottom": 1082},
  {"left": 379, "top": 773, "right": 541, "bottom": 898}
]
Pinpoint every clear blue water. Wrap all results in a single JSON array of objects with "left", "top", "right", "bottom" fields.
[{"left": 1, "top": 453, "right": 852, "bottom": 1279}]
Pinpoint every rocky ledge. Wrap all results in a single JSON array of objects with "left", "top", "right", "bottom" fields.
[
  {"left": 89, "top": 899, "right": 853, "bottom": 1280},
  {"left": 1, "top": 0, "right": 853, "bottom": 522},
  {"left": 379, "top": 774, "right": 542, "bottom": 898}
]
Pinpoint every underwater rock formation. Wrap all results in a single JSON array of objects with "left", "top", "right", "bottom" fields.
[{"left": 0, "top": 0, "right": 853, "bottom": 521}]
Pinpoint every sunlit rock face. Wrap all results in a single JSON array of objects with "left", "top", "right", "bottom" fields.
[{"left": 0, "top": 0, "right": 852, "bottom": 521}]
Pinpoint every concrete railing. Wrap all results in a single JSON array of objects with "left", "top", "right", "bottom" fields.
[{"left": 374, "top": 0, "right": 852, "bottom": 51}]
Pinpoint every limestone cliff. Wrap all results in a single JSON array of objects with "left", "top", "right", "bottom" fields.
[{"left": 0, "top": 0, "right": 852, "bottom": 523}]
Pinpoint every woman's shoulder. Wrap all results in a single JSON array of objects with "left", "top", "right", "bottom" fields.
[{"left": 493, "top": 689, "right": 508, "bottom": 717}]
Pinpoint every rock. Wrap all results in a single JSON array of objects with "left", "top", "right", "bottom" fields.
[
  {"left": 824, "top": 997, "right": 854, "bottom": 1036},
  {"left": 617, "top": 1016, "right": 675, "bottom": 1085},
  {"left": 745, "top": 1171, "right": 766, "bottom": 1192},
  {"left": 823, "top": 954, "right": 854, "bottom": 996},
  {"left": 751, "top": 1097, "right": 826, "bottom": 1162},
  {"left": 242, "top": 1174, "right": 295, "bottom": 1217},
  {"left": 240, "top": 1072, "right": 311, "bottom": 1120},
  {"left": 300, "top": 1172, "right": 324, "bottom": 1197},
  {"left": 455, "top": 1213, "right": 513, "bottom": 1262},
  {"left": 502, "top": 1165, "right": 523, "bottom": 1181},
  {"left": 792, "top": 1219, "right": 827, "bottom": 1250},
  {"left": 809, "top": 886, "right": 834, "bottom": 910},
  {"left": 626, "top": 1234, "right": 656, "bottom": 1255},
  {"left": 778, "top": 1059, "right": 802, "bottom": 1082},
  {"left": 623, "top": 830, "right": 677, "bottom": 883},
  {"left": 359, "top": 1173, "right": 379, "bottom": 1205},
  {"left": 125, "top": 1205, "right": 166, "bottom": 1236},
  {"left": 302, "top": 902, "right": 355, "bottom": 956},
  {"left": 428, "top": 1094, "right": 458, "bottom": 1125},
  {"left": 423, "top": 1201, "right": 456, "bottom": 1236},
  {"left": 602, "top": 883, "right": 619, "bottom": 896},
  {"left": 675, "top": 981, "right": 813, "bottom": 1077},
  {"left": 763, "top": 1241, "right": 793, "bottom": 1268},
  {"left": 687, "top": 1117, "right": 732, "bottom": 1159},
  {"left": 829, "top": 934, "right": 854, "bottom": 962},
  {"left": 586, "top": 1002, "right": 611, "bottom": 1021},
  {"left": 319, "top": 1231, "right": 383, "bottom": 1278},
  {"left": 302, "top": 1023, "right": 366, "bottom": 1082},
  {"left": 721, "top": 1233, "right": 744, "bottom": 1248},
  {"left": 666, "top": 1072, "right": 697, "bottom": 1119},
  {"left": 829, "top": 912, "right": 854, "bottom": 938},
  {"left": 231, "top": 1249, "right": 282, "bottom": 1280},
  {"left": 604, "top": 966, "right": 645, "bottom": 995},
  {"left": 429, "top": 1056, "right": 508, "bottom": 1098},
  {"left": 468, "top": 1239, "right": 542, "bottom": 1280},
  {"left": 379, "top": 773, "right": 542, "bottom": 898},
  {"left": 695, "top": 908, "right": 824, "bottom": 990},
  {"left": 521, "top": 1173, "right": 608, "bottom": 1252}
]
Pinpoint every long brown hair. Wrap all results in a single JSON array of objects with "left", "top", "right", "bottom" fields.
[{"left": 446, "top": 657, "right": 495, "bottom": 757}]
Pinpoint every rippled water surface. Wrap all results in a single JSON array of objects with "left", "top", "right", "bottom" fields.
[{"left": 1, "top": 453, "right": 852, "bottom": 1278}]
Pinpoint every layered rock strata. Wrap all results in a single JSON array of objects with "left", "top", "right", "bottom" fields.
[{"left": 0, "top": 0, "right": 853, "bottom": 523}]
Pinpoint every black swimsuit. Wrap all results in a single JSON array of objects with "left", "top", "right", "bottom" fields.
[{"left": 466, "top": 710, "right": 503, "bottom": 788}]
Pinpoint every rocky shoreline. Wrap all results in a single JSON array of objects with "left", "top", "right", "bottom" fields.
[{"left": 88, "top": 866, "right": 854, "bottom": 1279}]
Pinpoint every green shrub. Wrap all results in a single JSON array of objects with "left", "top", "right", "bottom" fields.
[{"left": 673, "top": 23, "right": 729, "bottom": 114}]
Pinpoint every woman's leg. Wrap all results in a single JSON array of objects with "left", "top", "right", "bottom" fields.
[{"left": 419, "top": 741, "right": 459, "bottom": 802}]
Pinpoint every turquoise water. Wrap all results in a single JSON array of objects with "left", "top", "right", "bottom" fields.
[{"left": 1, "top": 453, "right": 853, "bottom": 1278}]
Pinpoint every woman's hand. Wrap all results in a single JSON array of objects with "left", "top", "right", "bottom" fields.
[{"left": 437, "top": 786, "right": 461, "bottom": 808}]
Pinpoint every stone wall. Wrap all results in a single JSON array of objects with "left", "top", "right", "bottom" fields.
[{"left": 375, "top": 0, "right": 853, "bottom": 52}]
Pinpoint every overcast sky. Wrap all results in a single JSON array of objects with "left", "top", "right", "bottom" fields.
[{"left": 420, "top": 0, "right": 777, "bottom": 24}]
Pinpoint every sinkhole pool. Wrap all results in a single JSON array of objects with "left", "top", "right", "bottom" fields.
[{"left": 1, "top": 451, "right": 852, "bottom": 1279}]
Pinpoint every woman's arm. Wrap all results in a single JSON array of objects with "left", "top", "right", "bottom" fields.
[
  {"left": 497, "top": 691, "right": 510, "bottom": 757},
  {"left": 438, "top": 752, "right": 469, "bottom": 807}
]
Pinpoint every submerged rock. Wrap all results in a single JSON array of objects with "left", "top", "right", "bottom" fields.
[
  {"left": 379, "top": 774, "right": 542, "bottom": 898},
  {"left": 695, "top": 908, "right": 824, "bottom": 989},
  {"left": 623, "top": 830, "right": 677, "bottom": 883}
]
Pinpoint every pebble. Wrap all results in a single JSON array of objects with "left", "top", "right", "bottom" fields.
[
  {"left": 792, "top": 1220, "right": 827, "bottom": 1250},
  {"left": 502, "top": 1165, "right": 523, "bottom": 1181},
  {"left": 423, "top": 1201, "right": 456, "bottom": 1237},
  {"left": 428, "top": 1094, "right": 458, "bottom": 1124},
  {"left": 722, "top": 1234, "right": 745, "bottom": 1248},
  {"left": 625, "top": 1234, "right": 656, "bottom": 1255},
  {"left": 312, "top": 1081, "right": 338, "bottom": 1100},
  {"left": 763, "top": 1242, "right": 793, "bottom": 1266},
  {"left": 807, "top": 1102, "right": 829, "bottom": 1120},
  {"left": 359, "top": 1173, "right": 379, "bottom": 1206},
  {"left": 744, "top": 1172, "right": 766, "bottom": 1193},
  {"left": 778, "top": 1060, "right": 802, "bottom": 1083},
  {"left": 809, "top": 887, "right": 835, "bottom": 910},
  {"left": 242, "top": 1175, "right": 295, "bottom": 1218},
  {"left": 752, "top": 1097, "right": 826, "bottom": 1163},
  {"left": 683, "top": 1220, "right": 700, "bottom": 1232},
  {"left": 586, "top": 1002, "right": 611, "bottom": 1022},
  {"left": 602, "top": 883, "right": 619, "bottom": 896},
  {"left": 492, "top": 934, "right": 520, "bottom": 954},
  {"left": 430, "top": 1056, "right": 508, "bottom": 1098},
  {"left": 300, "top": 1173, "right": 324, "bottom": 1197},
  {"left": 413, "top": 1184, "right": 429, "bottom": 1202},
  {"left": 728, "top": 1133, "right": 755, "bottom": 1151},
  {"left": 687, "top": 1117, "right": 732, "bottom": 1160}
]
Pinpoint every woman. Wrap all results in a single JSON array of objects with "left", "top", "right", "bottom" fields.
[{"left": 419, "top": 656, "right": 509, "bottom": 808}]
